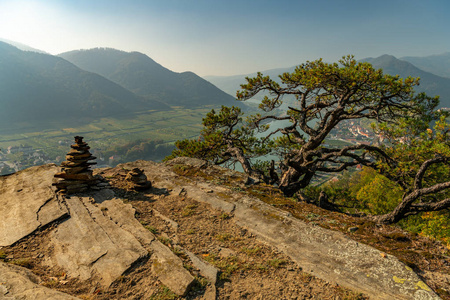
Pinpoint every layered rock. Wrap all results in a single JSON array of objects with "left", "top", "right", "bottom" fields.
[
  {"left": 0, "top": 164, "right": 68, "bottom": 247},
  {"left": 125, "top": 168, "right": 152, "bottom": 191},
  {"left": 0, "top": 262, "right": 80, "bottom": 300},
  {"left": 53, "top": 136, "right": 97, "bottom": 194}
]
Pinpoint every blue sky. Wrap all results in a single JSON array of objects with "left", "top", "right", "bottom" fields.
[{"left": 0, "top": 0, "right": 449, "bottom": 76}]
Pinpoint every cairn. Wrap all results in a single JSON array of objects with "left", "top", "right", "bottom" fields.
[
  {"left": 53, "top": 136, "right": 97, "bottom": 194},
  {"left": 125, "top": 168, "right": 152, "bottom": 191}
]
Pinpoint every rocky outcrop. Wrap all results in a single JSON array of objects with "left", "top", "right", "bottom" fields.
[
  {"left": 0, "top": 164, "right": 68, "bottom": 247},
  {"left": 0, "top": 159, "right": 444, "bottom": 299},
  {"left": 126, "top": 158, "right": 441, "bottom": 300},
  {"left": 1, "top": 164, "right": 194, "bottom": 296},
  {"left": 0, "top": 261, "right": 80, "bottom": 299}
]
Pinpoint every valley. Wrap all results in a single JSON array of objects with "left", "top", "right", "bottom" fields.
[{"left": 0, "top": 107, "right": 213, "bottom": 174}]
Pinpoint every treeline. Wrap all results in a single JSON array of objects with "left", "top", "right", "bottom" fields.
[{"left": 103, "top": 139, "right": 174, "bottom": 165}]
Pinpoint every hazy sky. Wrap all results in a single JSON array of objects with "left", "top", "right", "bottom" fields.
[{"left": 0, "top": 0, "right": 449, "bottom": 76}]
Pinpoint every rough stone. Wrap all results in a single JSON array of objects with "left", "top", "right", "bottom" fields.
[
  {"left": 150, "top": 241, "right": 194, "bottom": 296},
  {"left": 184, "top": 250, "right": 218, "bottom": 284},
  {"left": 44, "top": 193, "right": 148, "bottom": 287},
  {"left": 0, "top": 164, "right": 68, "bottom": 247},
  {"left": 99, "top": 197, "right": 194, "bottom": 295},
  {"left": 125, "top": 168, "right": 152, "bottom": 191},
  {"left": 0, "top": 261, "right": 80, "bottom": 299},
  {"left": 53, "top": 136, "right": 97, "bottom": 194}
]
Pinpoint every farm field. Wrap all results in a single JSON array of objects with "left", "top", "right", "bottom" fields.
[{"left": 0, "top": 107, "right": 213, "bottom": 163}]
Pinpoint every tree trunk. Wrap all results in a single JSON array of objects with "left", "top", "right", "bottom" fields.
[
  {"left": 225, "top": 144, "right": 263, "bottom": 179},
  {"left": 278, "top": 167, "right": 313, "bottom": 196},
  {"left": 372, "top": 194, "right": 414, "bottom": 224},
  {"left": 373, "top": 210, "right": 407, "bottom": 224}
]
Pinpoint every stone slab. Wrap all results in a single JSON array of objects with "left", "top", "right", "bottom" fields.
[
  {"left": 233, "top": 197, "right": 440, "bottom": 300},
  {"left": 0, "top": 261, "right": 80, "bottom": 300},
  {"left": 0, "top": 164, "right": 68, "bottom": 247},
  {"left": 45, "top": 194, "right": 148, "bottom": 287},
  {"left": 99, "top": 196, "right": 194, "bottom": 296}
]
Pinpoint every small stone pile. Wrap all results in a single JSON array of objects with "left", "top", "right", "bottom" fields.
[
  {"left": 53, "top": 136, "right": 98, "bottom": 194},
  {"left": 125, "top": 168, "right": 152, "bottom": 191}
]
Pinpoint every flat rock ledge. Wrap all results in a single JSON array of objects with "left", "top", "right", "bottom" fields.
[
  {"left": 0, "top": 160, "right": 443, "bottom": 299},
  {"left": 0, "top": 165, "right": 194, "bottom": 297},
  {"left": 124, "top": 158, "right": 441, "bottom": 300},
  {"left": 0, "top": 164, "right": 68, "bottom": 247},
  {"left": 43, "top": 190, "right": 193, "bottom": 294}
]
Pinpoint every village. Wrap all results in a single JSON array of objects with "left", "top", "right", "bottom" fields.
[{"left": 0, "top": 141, "right": 110, "bottom": 175}]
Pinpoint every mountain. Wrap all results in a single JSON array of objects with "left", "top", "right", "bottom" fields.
[
  {"left": 0, "top": 42, "right": 168, "bottom": 127},
  {"left": 59, "top": 48, "right": 241, "bottom": 108},
  {"left": 0, "top": 38, "right": 48, "bottom": 54},
  {"left": 362, "top": 55, "right": 450, "bottom": 108},
  {"left": 206, "top": 56, "right": 450, "bottom": 109},
  {"left": 401, "top": 52, "right": 450, "bottom": 79}
]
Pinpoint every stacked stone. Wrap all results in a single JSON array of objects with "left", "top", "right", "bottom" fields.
[
  {"left": 53, "top": 136, "right": 97, "bottom": 194},
  {"left": 125, "top": 168, "right": 152, "bottom": 191}
]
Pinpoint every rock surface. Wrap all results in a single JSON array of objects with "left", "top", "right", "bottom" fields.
[
  {"left": 125, "top": 158, "right": 441, "bottom": 300},
  {"left": 0, "top": 261, "right": 80, "bottom": 299},
  {"left": 1, "top": 165, "right": 194, "bottom": 297},
  {"left": 0, "top": 159, "right": 446, "bottom": 299},
  {"left": 53, "top": 136, "right": 97, "bottom": 194},
  {"left": 44, "top": 191, "right": 148, "bottom": 287},
  {"left": 0, "top": 164, "right": 68, "bottom": 247},
  {"left": 98, "top": 196, "right": 194, "bottom": 295}
]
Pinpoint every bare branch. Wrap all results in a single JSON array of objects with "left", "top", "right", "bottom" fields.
[{"left": 414, "top": 155, "right": 447, "bottom": 190}]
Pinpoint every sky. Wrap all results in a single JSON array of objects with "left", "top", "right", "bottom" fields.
[{"left": 0, "top": 0, "right": 449, "bottom": 76}]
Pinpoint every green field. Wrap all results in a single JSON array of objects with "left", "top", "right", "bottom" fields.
[{"left": 0, "top": 107, "right": 213, "bottom": 161}]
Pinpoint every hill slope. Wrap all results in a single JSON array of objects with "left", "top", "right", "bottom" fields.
[
  {"left": 59, "top": 48, "right": 241, "bottom": 108},
  {"left": 363, "top": 54, "right": 450, "bottom": 108},
  {"left": 0, "top": 42, "right": 169, "bottom": 127},
  {"left": 401, "top": 52, "right": 450, "bottom": 79}
]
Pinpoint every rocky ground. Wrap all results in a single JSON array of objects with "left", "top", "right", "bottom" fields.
[{"left": 1, "top": 158, "right": 449, "bottom": 299}]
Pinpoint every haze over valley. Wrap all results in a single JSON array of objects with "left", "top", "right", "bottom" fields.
[
  {"left": 1, "top": 38, "right": 450, "bottom": 174},
  {"left": 1, "top": 0, "right": 450, "bottom": 175}
]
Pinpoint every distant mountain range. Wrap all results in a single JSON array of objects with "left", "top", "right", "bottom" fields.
[
  {"left": 362, "top": 55, "right": 450, "bottom": 108},
  {"left": 205, "top": 55, "right": 450, "bottom": 109},
  {"left": 0, "top": 42, "right": 167, "bottom": 126},
  {"left": 59, "top": 48, "right": 239, "bottom": 108},
  {"left": 204, "top": 66, "right": 297, "bottom": 98},
  {"left": 0, "top": 38, "right": 48, "bottom": 54},
  {"left": 1, "top": 38, "right": 449, "bottom": 132},
  {"left": 0, "top": 42, "right": 242, "bottom": 129},
  {"left": 401, "top": 52, "right": 450, "bottom": 79}
]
